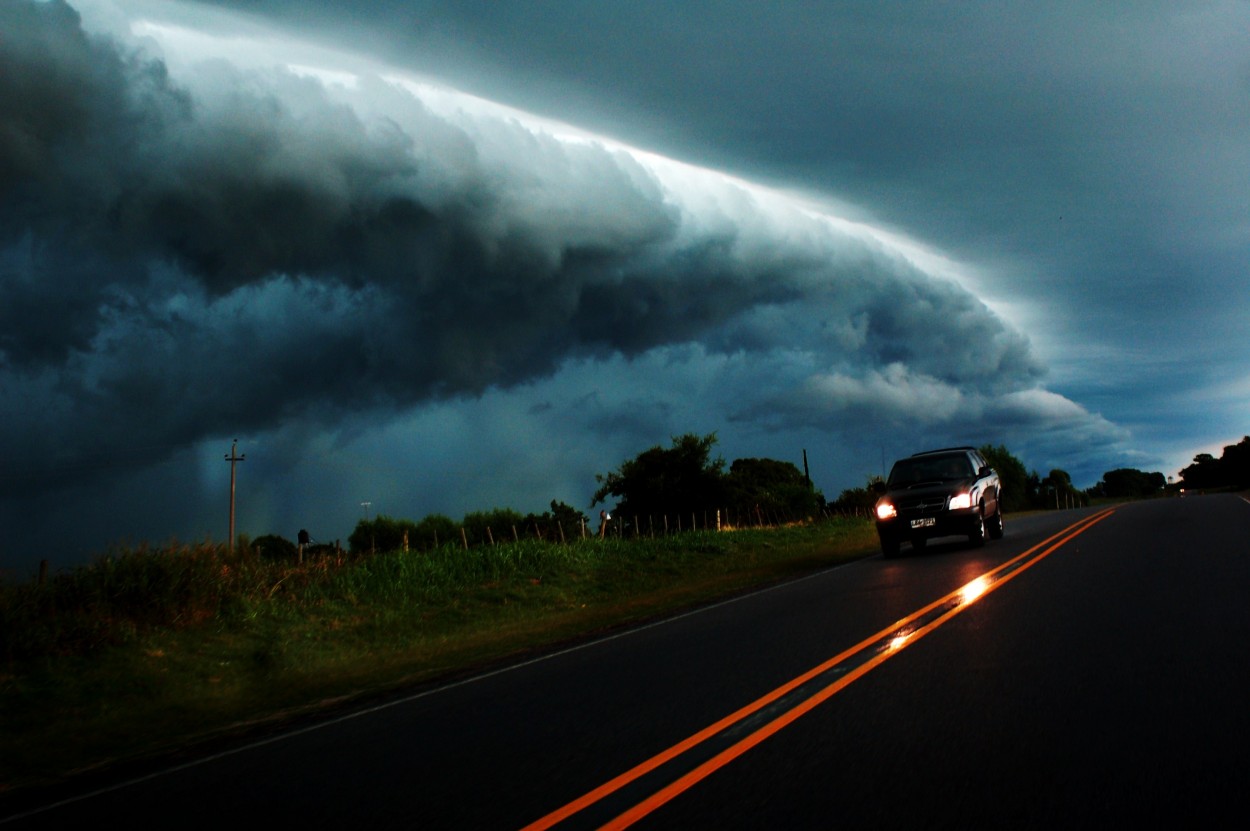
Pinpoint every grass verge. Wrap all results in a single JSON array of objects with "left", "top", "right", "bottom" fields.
[{"left": 1, "top": 518, "right": 878, "bottom": 795}]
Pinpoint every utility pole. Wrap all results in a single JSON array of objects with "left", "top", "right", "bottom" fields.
[
  {"left": 361, "top": 501, "right": 373, "bottom": 555},
  {"left": 225, "top": 439, "right": 245, "bottom": 553}
]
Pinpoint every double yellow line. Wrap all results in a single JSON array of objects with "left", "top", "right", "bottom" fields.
[{"left": 523, "top": 508, "right": 1117, "bottom": 830}]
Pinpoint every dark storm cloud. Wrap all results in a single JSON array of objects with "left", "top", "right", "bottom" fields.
[
  {"left": 2, "top": 0, "right": 1103, "bottom": 511},
  {"left": 227, "top": 1, "right": 1249, "bottom": 377}
]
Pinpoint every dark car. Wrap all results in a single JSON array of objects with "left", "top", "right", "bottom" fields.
[{"left": 874, "top": 446, "right": 1004, "bottom": 557}]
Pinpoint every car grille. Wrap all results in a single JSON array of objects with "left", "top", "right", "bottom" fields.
[{"left": 897, "top": 496, "right": 948, "bottom": 513}]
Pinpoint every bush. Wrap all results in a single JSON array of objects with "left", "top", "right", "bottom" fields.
[
  {"left": 349, "top": 516, "right": 418, "bottom": 555},
  {"left": 252, "top": 534, "right": 298, "bottom": 561},
  {"left": 461, "top": 508, "right": 525, "bottom": 546},
  {"left": 413, "top": 514, "right": 459, "bottom": 550}
]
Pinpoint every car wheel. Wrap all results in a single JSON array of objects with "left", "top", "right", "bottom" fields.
[
  {"left": 988, "top": 509, "right": 1004, "bottom": 540},
  {"left": 881, "top": 537, "right": 901, "bottom": 558},
  {"left": 968, "top": 511, "right": 987, "bottom": 548}
]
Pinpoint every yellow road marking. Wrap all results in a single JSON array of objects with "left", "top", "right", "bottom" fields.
[{"left": 522, "top": 508, "right": 1117, "bottom": 830}]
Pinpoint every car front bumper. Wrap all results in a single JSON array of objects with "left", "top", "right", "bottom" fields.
[{"left": 876, "top": 507, "right": 981, "bottom": 545}]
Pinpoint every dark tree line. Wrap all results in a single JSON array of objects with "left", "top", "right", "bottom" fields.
[
  {"left": 344, "top": 502, "right": 594, "bottom": 554},
  {"left": 1089, "top": 468, "right": 1167, "bottom": 499},
  {"left": 591, "top": 433, "right": 824, "bottom": 526},
  {"left": 1179, "top": 436, "right": 1250, "bottom": 491}
]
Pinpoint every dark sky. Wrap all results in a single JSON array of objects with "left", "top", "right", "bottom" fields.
[{"left": 3, "top": 0, "right": 1248, "bottom": 573}]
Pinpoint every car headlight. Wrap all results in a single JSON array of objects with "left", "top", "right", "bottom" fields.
[
  {"left": 876, "top": 501, "right": 897, "bottom": 520},
  {"left": 948, "top": 493, "right": 972, "bottom": 510}
]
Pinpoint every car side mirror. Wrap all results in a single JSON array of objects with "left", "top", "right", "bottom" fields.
[
  {"left": 872, "top": 480, "right": 886, "bottom": 494},
  {"left": 979, "top": 466, "right": 993, "bottom": 477}
]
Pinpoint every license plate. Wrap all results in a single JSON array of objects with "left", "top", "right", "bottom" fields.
[{"left": 910, "top": 517, "right": 936, "bottom": 529}]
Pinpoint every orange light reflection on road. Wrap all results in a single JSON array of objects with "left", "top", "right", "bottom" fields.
[
  {"left": 887, "top": 630, "right": 912, "bottom": 651},
  {"left": 959, "top": 575, "right": 991, "bottom": 604}
]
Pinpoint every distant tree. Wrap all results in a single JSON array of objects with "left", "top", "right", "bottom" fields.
[
  {"left": 724, "top": 457, "right": 824, "bottom": 521},
  {"left": 1180, "top": 453, "right": 1221, "bottom": 490},
  {"left": 1024, "top": 470, "right": 1043, "bottom": 507},
  {"left": 413, "top": 514, "right": 458, "bottom": 549},
  {"left": 1226, "top": 437, "right": 1250, "bottom": 488},
  {"left": 978, "top": 445, "right": 1030, "bottom": 512},
  {"left": 833, "top": 475, "right": 884, "bottom": 517},
  {"left": 592, "top": 433, "right": 726, "bottom": 519},
  {"left": 349, "top": 515, "right": 417, "bottom": 555},
  {"left": 1041, "top": 469, "right": 1079, "bottom": 507},
  {"left": 549, "top": 500, "right": 589, "bottom": 531},
  {"left": 252, "top": 534, "right": 298, "bottom": 560},
  {"left": 1100, "top": 468, "right": 1166, "bottom": 499},
  {"left": 522, "top": 500, "right": 589, "bottom": 539},
  {"left": 462, "top": 508, "right": 526, "bottom": 546},
  {"left": 1180, "top": 437, "right": 1250, "bottom": 490}
]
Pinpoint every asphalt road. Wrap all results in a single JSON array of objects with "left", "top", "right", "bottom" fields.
[{"left": 5, "top": 494, "right": 1248, "bottom": 829}]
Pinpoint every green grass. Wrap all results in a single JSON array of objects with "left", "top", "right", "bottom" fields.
[{"left": 0, "top": 519, "right": 878, "bottom": 793}]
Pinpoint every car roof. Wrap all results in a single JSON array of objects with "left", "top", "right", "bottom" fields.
[{"left": 909, "top": 446, "right": 977, "bottom": 457}]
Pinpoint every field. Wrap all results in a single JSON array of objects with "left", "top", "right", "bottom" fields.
[{"left": 1, "top": 518, "right": 879, "bottom": 793}]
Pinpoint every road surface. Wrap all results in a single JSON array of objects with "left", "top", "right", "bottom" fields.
[{"left": 4, "top": 494, "right": 1248, "bottom": 828}]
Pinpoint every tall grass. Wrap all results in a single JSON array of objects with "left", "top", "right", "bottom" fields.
[
  {"left": 1, "top": 521, "right": 871, "bottom": 666},
  {"left": 0, "top": 522, "right": 875, "bottom": 664},
  {"left": 1, "top": 518, "right": 878, "bottom": 790}
]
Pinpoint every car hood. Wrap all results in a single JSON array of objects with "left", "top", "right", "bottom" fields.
[{"left": 882, "top": 477, "right": 978, "bottom": 506}]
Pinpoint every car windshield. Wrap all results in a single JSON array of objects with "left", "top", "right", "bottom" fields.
[{"left": 888, "top": 456, "right": 974, "bottom": 487}]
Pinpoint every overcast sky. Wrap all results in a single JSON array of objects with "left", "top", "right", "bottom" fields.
[{"left": 3, "top": 0, "right": 1248, "bottom": 574}]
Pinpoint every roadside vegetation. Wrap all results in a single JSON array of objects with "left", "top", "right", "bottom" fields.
[{"left": 1, "top": 516, "right": 878, "bottom": 793}]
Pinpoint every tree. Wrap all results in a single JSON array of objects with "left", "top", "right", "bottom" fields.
[
  {"left": 1099, "top": 468, "right": 1166, "bottom": 499},
  {"left": 1180, "top": 453, "right": 1220, "bottom": 490},
  {"left": 1226, "top": 437, "right": 1250, "bottom": 488},
  {"left": 413, "top": 514, "right": 458, "bottom": 549},
  {"left": 462, "top": 508, "right": 526, "bottom": 546},
  {"left": 349, "top": 515, "right": 417, "bottom": 555},
  {"left": 252, "top": 534, "right": 298, "bottom": 560},
  {"left": 592, "top": 433, "right": 726, "bottom": 519},
  {"left": 1042, "top": 469, "right": 1078, "bottom": 508},
  {"left": 978, "top": 445, "right": 1030, "bottom": 512},
  {"left": 723, "top": 457, "right": 824, "bottom": 521},
  {"left": 1181, "top": 437, "right": 1250, "bottom": 490},
  {"left": 1023, "top": 471, "right": 1042, "bottom": 507},
  {"left": 522, "top": 500, "right": 589, "bottom": 539},
  {"left": 832, "top": 475, "right": 884, "bottom": 517}
]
